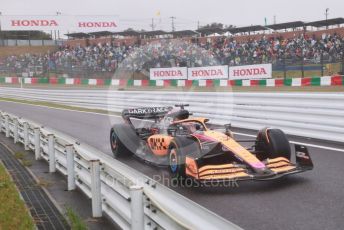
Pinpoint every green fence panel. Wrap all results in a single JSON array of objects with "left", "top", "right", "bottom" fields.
[
  {"left": 284, "top": 79, "right": 292, "bottom": 86},
  {"left": 311, "top": 77, "right": 321, "bottom": 86}
]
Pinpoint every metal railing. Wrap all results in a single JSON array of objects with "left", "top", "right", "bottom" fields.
[{"left": 0, "top": 111, "right": 241, "bottom": 230}]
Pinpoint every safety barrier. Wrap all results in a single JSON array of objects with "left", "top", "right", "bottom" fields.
[
  {"left": 0, "top": 87, "right": 343, "bottom": 142},
  {"left": 0, "top": 111, "right": 241, "bottom": 230},
  {"left": 0, "top": 75, "right": 343, "bottom": 87}
]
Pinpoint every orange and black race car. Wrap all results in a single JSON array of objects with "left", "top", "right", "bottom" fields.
[{"left": 110, "top": 105, "right": 313, "bottom": 182}]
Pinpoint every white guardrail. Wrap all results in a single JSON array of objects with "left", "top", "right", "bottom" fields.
[
  {"left": 0, "top": 111, "right": 242, "bottom": 230},
  {"left": 0, "top": 87, "right": 343, "bottom": 142}
]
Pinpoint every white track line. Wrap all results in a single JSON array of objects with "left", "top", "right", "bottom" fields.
[
  {"left": 1, "top": 99, "right": 343, "bottom": 152},
  {"left": 234, "top": 132, "right": 344, "bottom": 152}
]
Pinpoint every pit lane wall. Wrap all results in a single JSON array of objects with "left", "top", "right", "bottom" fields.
[
  {"left": 0, "top": 75, "right": 343, "bottom": 87},
  {"left": 0, "top": 88, "right": 343, "bottom": 143}
]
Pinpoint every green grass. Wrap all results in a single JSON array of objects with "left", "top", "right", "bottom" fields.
[
  {"left": 37, "top": 177, "right": 52, "bottom": 188},
  {"left": 22, "top": 160, "right": 33, "bottom": 167},
  {"left": 14, "top": 151, "right": 25, "bottom": 160},
  {"left": 14, "top": 152, "right": 32, "bottom": 167},
  {"left": 0, "top": 163, "right": 35, "bottom": 230},
  {"left": 66, "top": 207, "right": 87, "bottom": 230}
]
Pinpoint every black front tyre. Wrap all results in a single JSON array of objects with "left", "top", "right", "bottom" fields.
[
  {"left": 168, "top": 137, "right": 200, "bottom": 184},
  {"left": 168, "top": 144, "right": 186, "bottom": 181},
  {"left": 110, "top": 129, "right": 132, "bottom": 158},
  {"left": 256, "top": 128, "right": 291, "bottom": 160}
]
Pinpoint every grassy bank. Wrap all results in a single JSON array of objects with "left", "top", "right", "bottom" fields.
[
  {"left": 66, "top": 207, "right": 87, "bottom": 230},
  {"left": 0, "top": 163, "right": 35, "bottom": 230}
]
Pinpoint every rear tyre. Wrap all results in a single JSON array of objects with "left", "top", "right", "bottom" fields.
[
  {"left": 110, "top": 129, "right": 132, "bottom": 158},
  {"left": 256, "top": 128, "right": 291, "bottom": 160}
]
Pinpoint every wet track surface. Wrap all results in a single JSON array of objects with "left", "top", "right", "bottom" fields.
[{"left": 1, "top": 100, "right": 344, "bottom": 230}]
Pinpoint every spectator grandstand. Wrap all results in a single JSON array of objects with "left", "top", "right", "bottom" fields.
[{"left": 1, "top": 18, "right": 343, "bottom": 79}]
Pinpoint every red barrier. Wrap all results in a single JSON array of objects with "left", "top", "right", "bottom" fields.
[
  {"left": 185, "top": 80, "right": 193, "bottom": 88},
  {"left": 142, "top": 80, "right": 149, "bottom": 87},
  {"left": 301, "top": 78, "right": 311, "bottom": 86},
  {"left": 163, "top": 80, "right": 170, "bottom": 87},
  {"left": 275, "top": 79, "right": 284, "bottom": 87},
  {"left": 250, "top": 80, "right": 259, "bottom": 86},
  {"left": 331, "top": 75, "right": 343, "bottom": 85},
  {"left": 96, "top": 79, "right": 104, "bottom": 86},
  {"left": 49, "top": 78, "right": 58, "bottom": 84},
  {"left": 206, "top": 80, "right": 213, "bottom": 87},
  {"left": 74, "top": 78, "right": 81, "bottom": 84}
]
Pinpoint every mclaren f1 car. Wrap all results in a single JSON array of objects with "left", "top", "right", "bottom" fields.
[{"left": 110, "top": 105, "right": 313, "bottom": 182}]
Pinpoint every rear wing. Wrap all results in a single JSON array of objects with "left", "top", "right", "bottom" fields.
[{"left": 122, "top": 107, "right": 173, "bottom": 122}]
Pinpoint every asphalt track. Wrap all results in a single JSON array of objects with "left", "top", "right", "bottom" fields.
[{"left": 0, "top": 100, "right": 343, "bottom": 230}]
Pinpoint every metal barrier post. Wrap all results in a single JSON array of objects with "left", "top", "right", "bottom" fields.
[
  {"left": 34, "top": 128, "right": 41, "bottom": 160},
  {"left": 321, "top": 51, "right": 324, "bottom": 77},
  {"left": 23, "top": 122, "right": 29, "bottom": 150},
  {"left": 90, "top": 160, "right": 102, "bottom": 218},
  {"left": 66, "top": 144, "right": 76, "bottom": 190},
  {"left": 301, "top": 50, "right": 305, "bottom": 78},
  {"left": 48, "top": 134, "right": 56, "bottom": 173},
  {"left": 283, "top": 52, "right": 287, "bottom": 79},
  {"left": 13, "top": 118, "right": 18, "bottom": 143},
  {"left": 341, "top": 51, "right": 344, "bottom": 75},
  {"left": 130, "top": 186, "right": 144, "bottom": 230},
  {"left": 5, "top": 115, "right": 9, "bottom": 137}
]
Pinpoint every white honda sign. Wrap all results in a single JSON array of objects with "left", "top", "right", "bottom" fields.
[
  {"left": 0, "top": 15, "right": 120, "bottom": 32},
  {"left": 0, "top": 15, "right": 60, "bottom": 31},
  {"left": 150, "top": 67, "right": 188, "bottom": 80},
  {"left": 69, "top": 15, "right": 120, "bottom": 32},
  {"left": 229, "top": 64, "right": 272, "bottom": 80},
  {"left": 188, "top": 66, "right": 228, "bottom": 80}
]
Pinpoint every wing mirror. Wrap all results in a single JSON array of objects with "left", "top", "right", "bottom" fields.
[
  {"left": 224, "top": 124, "right": 234, "bottom": 138},
  {"left": 195, "top": 124, "right": 202, "bottom": 131},
  {"left": 167, "top": 126, "right": 177, "bottom": 136}
]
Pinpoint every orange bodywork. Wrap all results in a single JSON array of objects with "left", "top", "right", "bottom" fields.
[
  {"left": 265, "top": 157, "right": 296, "bottom": 173},
  {"left": 147, "top": 118, "right": 296, "bottom": 180},
  {"left": 173, "top": 117, "right": 209, "bottom": 127},
  {"left": 147, "top": 135, "right": 173, "bottom": 156},
  {"left": 185, "top": 156, "right": 250, "bottom": 180},
  {"left": 197, "top": 130, "right": 265, "bottom": 169},
  {"left": 184, "top": 129, "right": 295, "bottom": 180},
  {"left": 185, "top": 157, "right": 199, "bottom": 179}
]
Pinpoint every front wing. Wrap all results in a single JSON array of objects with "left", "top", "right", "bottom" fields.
[{"left": 185, "top": 144, "right": 313, "bottom": 183}]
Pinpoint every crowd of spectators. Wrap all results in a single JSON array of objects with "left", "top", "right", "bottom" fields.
[
  {"left": 212, "top": 32, "right": 344, "bottom": 66},
  {"left": 1, "top": 32, "right": 343, "bottom": 75},
  {"left": 0, "top": 44, "right": 131, "bottom": 74}
]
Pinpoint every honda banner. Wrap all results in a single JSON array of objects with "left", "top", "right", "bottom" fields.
[
  {"left": 69, "top": 15, "right": 120, "bottom": 32},
  {"left": 0, "top": 15, "right": 120, "bottom": 32},
  {"left": 188, "top": 66, "right": 228, "bottom": 80},
  {"left": 150, "top": 67, "right": 188, "bottom": 80},
  {"left": 229, "top": 64, "right": 272, "bottom": 80},
  {"left": 0, "top": 15, "right": 60, "bottom": 31}
]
